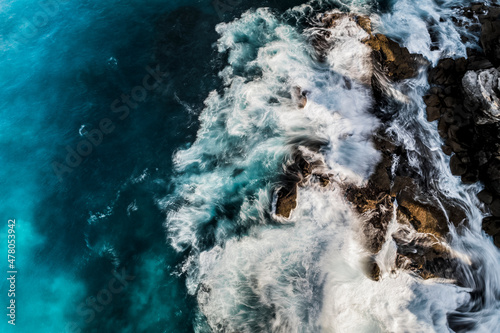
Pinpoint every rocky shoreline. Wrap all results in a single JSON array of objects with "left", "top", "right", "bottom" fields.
[
  {"left": 274, "top": 5, "right": 500, "bottom": 282},
  {"left": 423, "top": 3, "right": 500, "bottom": 247}
]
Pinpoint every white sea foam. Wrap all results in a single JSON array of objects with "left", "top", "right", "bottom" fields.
[{"left": 165, "top": 2, "right": 500, "bottom": 332}]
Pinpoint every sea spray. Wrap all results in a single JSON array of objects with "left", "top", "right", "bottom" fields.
[{"left": 165, "top": 1, "right": 500, "bottom": 332}]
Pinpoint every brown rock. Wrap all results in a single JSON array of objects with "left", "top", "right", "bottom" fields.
[
  {"left": 275, "top": 185, "right": 297, "bottom": 218},
  {"left": 296, "top": 153, "right": 312, "bottom": 177},
  {"left": 427, "top": 106, "right": 441, "bottom": 122},
  {"left": 438, "top": 118, "right": 449, "bottom": 138},
  {"left": 390, "top": 175, "right": 468, "bottom": 280},
  {"left": 316, "top": 12, "right": 424, "bottom": 82},
  {"left": 442, "top": 145, "right": 453, "bottom": 156},
  {"left": 482, "top": 216, "right": 500, "bottom": 235},
  {"left": 346, "top": 186, "right": 394, "bottom": 253},
  {"left": 449, "top": 139, "right": 467, "bottom": 153},
  {"left": 440, "top": 58, "right": 455, "bottom": 71},
  {"left": 429, "top": 67, "right": 446, "bottom": 85},
  {"left": 444, "top": 96, "right": 456, "bottom": 108},
  {"left": 424, "top": 94, "right": 441, "bottom": 107},
  {"left": 450, "top": 154, "right": 467, "bottom": 176},
  {"left": 356, "top": 15, "right": 372, "bottom": 34},
  {"left": 462, "top": 171, "right": 479, "bottom": 184},
  {"left": 471, "top": 4, "right": 486, "bottom": 13},
  {"left": 365, "top": 33, "right": 423, "bottom": 81},
  {"left": 275, "top": 151, "right": 316, "bottom": 218},
  {"left": 368, "top": 261, "right": 380, "bottom": 281},
  {"left": 443, "top": 111, "right": 455, "bottom": 124},
  {"left": 429, "top": 86, "right": 443, "bottom": 95},
  {"left": 392, "top": 177, "right": 466, "bottom": 237},
  {"left": 478, "top": 189, "right": 494, "bottom": 204},
  {"left": 393, "top": 231, "right": 465, "bottom": 282},
  {"left": 397, "top": 199, "right": 448, "bottom": 236},
  {"left": 489, "top": 198, "right": 500, "bottom": 217},
  {"left": 345, "top": 134, "right": 396, "bottom": 253},
  {"left": 318, "top": 174, "right": 330, "bottom": 187}
]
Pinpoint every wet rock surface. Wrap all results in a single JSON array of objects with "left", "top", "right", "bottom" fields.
[
  {"left": 365, "top": 33, "right": 424, "bottom": 82},
  {"left": 345, "top": 131, "right": 468, "bottom": 281},
  {"left": 345, "top": 133, "right": 395, "bottom": 254},
  {"left": 393, "top": 232, "right": 466, "bottom": 281},
  {"left": 275, "top": 184, "right": 298, "bottom": 219},
  {"left": 277, "top": 10, "right": 474, "bottom": 281},
  {"left": 314, "top": 12, "right": 425, "bottom": 83},
  {"left": 275, "top": 150, "right": 331, "bottom": 218},
  {"left": 424, "top": 4, "right": 500, "bottom": 248}
]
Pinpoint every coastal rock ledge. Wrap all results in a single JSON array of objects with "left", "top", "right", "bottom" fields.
[
  {"left": 276, "top": 12, "right": 469, "bottom": 282},
  {"left": 424, "top": 3, "right": 500, "bottom": 248}
]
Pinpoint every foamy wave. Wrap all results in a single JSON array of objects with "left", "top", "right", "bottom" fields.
[{"left": 164, "top": 2, "right": 500, "bottom": 332}]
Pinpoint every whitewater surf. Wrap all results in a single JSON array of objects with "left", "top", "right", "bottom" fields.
[{"left": 165, "top": 1, "right": 500, "bottom": 332}]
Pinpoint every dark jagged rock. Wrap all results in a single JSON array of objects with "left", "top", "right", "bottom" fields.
[
  {"left": 424, "top": 94, "right": 442, "bottom": 121},
  {"left": 482, "top": 216, "right": 500, "bottom": 247},
  {"left": 317, "top": 174, "right": 331, "bottom": 187},
  {"left": 478, "top": 189, "right": 494, "bottom": 204},
  {"left": 275, "top": 152, "right": 309, "bottom": 218},
  {"left": 450, "top": 154, "right": 467, "bottom": 176},
  {"left": 361, "top": 256, "right": 380, "bottom": 281},
  {"left": 392, "top": 176, "right": 466, "bottom": 236},
  {"left": 423, "top": 3, "right": 500, "bottom": 248},
  {"left": 311, "top": 12, "right": 468, "bottom": 279},
  {"left": 479, "top": 6, "right": 500, "bottom": 66},
  {"left": 390, "top": 174, "right": 458, "bottom": 270}
]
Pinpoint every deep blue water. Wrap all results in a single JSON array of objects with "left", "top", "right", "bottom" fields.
[{"left": 0, "top": 1, "right": 308, "bottom": 332}]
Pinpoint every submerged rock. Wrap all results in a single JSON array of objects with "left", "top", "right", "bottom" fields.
[{"left": 292, "top": 86, "right": 308, "bottom": 108}]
